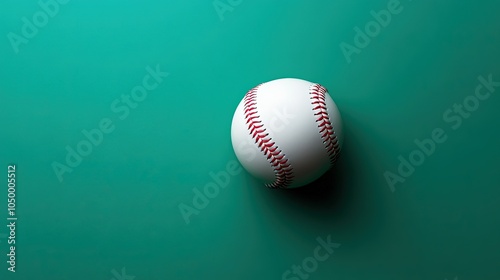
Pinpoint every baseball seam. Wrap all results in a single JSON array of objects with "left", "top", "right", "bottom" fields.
[
  {"left": 243, "top": 85, "right": 294, "bottom": 189},
  {"left": 310, "top": 84, "right": 341, "bottom": 164}
]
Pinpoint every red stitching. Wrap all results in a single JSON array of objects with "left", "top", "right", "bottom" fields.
[
  {"left": 243, "top": 85, "right": 294, "bottom": 189},
  {"left": 310, "top": 84, "right": 341, "bottom": 164}
]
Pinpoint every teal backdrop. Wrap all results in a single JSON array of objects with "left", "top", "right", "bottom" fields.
[{"left": 1, "top": 0, "right": 499, "bottom": 279}]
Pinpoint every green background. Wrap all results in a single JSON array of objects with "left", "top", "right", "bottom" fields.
[{"left": 1, "top": 0, "right": 499, "bottom": 279}]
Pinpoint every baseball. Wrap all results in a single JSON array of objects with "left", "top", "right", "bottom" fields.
[{"left": 231, "top": 78, "right": 343, "bottom": 189}]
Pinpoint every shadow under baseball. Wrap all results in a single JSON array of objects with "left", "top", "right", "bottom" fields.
[
  {"left": 276, "top": 154, "right": 349, "bottom": 211},
  {"left": 250, "top": 109, "right": 393, "bottom": 244}
]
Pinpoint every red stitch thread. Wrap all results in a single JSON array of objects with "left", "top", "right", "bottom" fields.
[
  {"left": 310, "top": 84, "right": 341, "bottom": 164},
  {"left": 243, "top": 85, "right": 294, "bottom": 189}
]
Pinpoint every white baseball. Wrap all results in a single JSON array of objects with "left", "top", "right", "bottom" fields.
[{"left": 231, "top": 78, "right": 343, "bottom": 189}]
